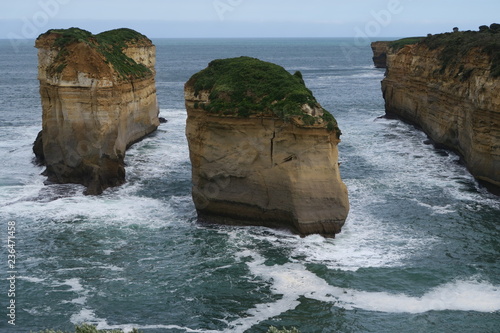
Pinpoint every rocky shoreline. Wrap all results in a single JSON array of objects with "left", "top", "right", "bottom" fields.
[{"left": 373, "top": 27, "right": 500, "bottom": 191}]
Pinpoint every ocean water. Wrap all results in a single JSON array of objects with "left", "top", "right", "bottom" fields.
[{"left": 0, "top": 38, "right": 499, "bottom": 333}]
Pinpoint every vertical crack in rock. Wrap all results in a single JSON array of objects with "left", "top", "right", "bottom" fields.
[
  {"left": 185, "top": 56, "right": 349, "bottom": 236},
  {"left": 270, "top": 129, "right": 276, "bottom": 166}
]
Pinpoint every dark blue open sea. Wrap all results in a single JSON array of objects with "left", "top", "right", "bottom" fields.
[{"left": 0, "top": 38, "right": 499, "bottom": 333}]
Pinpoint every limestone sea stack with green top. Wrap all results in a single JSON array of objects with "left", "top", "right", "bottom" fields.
[
  {"left": 185, "top": 57, "right": 349, "bottom": 236},
  {"left": 34, "top": 28, "right": 159, "bottom": 195}
]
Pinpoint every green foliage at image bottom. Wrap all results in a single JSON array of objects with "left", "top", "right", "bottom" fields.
[
  {"left": 38, "top": 324, "right": 302, "bottom": 333},
  {"left": 38, "top": 324, "right": 299, "bottom": 333},
  {"left": 36, "top": 324, "right": 141, "bottom": 333}
]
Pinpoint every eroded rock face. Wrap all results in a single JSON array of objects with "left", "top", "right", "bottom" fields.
[
  {"left": 34, "top": 28, "right": 159, "bottom": 194},
  {"left": 185, "top": 57, "right": 349, "bottom": 236},
  {"left": 382, "top": 34, "right": 500, "bottom": 189},
  {"left": 371, "top": 41, "right": 390, "bottom": 68}
]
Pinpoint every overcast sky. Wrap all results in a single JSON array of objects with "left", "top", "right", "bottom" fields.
[{"left": 1, "top": 0, "right": 499, "bottom": 39}]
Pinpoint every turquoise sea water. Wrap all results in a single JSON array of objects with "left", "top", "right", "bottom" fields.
[{"left": 0, "top": 38, "right": 499, "bottom": 333}]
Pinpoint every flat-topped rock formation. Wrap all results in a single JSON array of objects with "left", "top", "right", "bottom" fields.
[
  {"left": 185, "top": 57, "right": 349, "bottom": 236},
  {"left": 379, "top": 27, "right": 500, "bottom": 190},
  {"left": 34, "top": 28, "right": 160, "bottom": 195}
]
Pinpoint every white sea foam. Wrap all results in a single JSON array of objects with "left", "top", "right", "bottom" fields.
[
  {"left": 292, "top": 66, "right": 329, "bottom": 71},
  {"left": 0, "top": 125, "right": 46, "bottom": 205},
  {"left": 56, "top": 267, "right": 88, "bottom": 272},
  {"left": 97, "top": 264, "right": 124, "bottom": 272},
  {"left": 223, "top": 251, "right": 500, "bottom": 332},
  {"left": 350, "top": 71, "right": 385, "bottom": 79},
  {"left": 70, "top": 308, "right": 98, "bottom": 326},
  {"left": 236, "top": 188, "right": 436, "bottom": 272},
  {"left": 57, "top": 263, "right": 122, "bottom": 273},
  {"left": 353, "top": 116, "right": 500, "bottom": 209},
  {"left": 125, "top": 109, "right": 189, "bottom": 173},
  {"left": 1, "top": 192, "right": 175, "bottom": 229},
  {"left": 24, "top": 306, "right": 53, "bottom": 316},
  {"left": 57, "top": 278, "right": 85, "bottom": 293},
  {"left": 204, "top": 226, "right": 500, "bottom": 332},
  {"left": 62, "top": 297, "right": 87, "bottom": 305},
  {"left": 412, "top": 199, "right": 457, "bottom": 215},
  {"left": 19, "top": 276, "right": 46, "bottom": 283},
  {"left": 0, "top": 109, "right": 191, "bottom": 232},
  {"left": 290, "top": 231, "right": 416, "bottom": 272},
  {"left": 316, "top": 71, "right": 384, "bottom": 82},
  {"left": 70, "top": 307, "right": 221, "bottom": 333},
  {"left": 339, "top": 278, "right": 500, "bottom": 313}
]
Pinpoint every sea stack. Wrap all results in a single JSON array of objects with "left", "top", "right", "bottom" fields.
[
  {"left": 34, "top": 28, "right": 160, "bottom": 195},
  {"left": 185, "top": 57, "right": 349, "bottom": 236},
  {"left": 379, "top": 26, "right": 500, "bottom": 190}
]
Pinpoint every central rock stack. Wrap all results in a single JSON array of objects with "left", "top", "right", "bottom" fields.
[
  {"left": 35, "top": 28, "right": 160, "bottom": 194},
  {"left": 185, "top": 57, "right": 349, "bottom": 236}
]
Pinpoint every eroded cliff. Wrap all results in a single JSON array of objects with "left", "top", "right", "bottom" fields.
[
  {"left": 34, "top": 28, "right": 160, "bottom": 195},
  {"left": 371, "top": 41, "right": 390, "bottom": 68},
  {"left": 185, "top": 57, "right": 349, "bottom": 236},
  {"left": 381, "top": 28, "right": 500, "bottom": 189}
]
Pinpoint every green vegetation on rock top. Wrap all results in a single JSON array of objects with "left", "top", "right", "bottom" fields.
[
  {"left": 389, "top": 23, "right": 500, "bottom": 77},
  {"left": 421, "top": 24, "right": 500, "bottom": 76},
  {"left": 186, "top": 56, "right": 340, "bottom": 136},
  {"left": 388, "top": 37, "right": 425, "bottom": 51},
  {"left": 38, "top": 27, "right": 153, "bottom": 80}
]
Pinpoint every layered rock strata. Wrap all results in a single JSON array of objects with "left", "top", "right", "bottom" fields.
[
  {"left": 34, "top": 28, "right": 159, "bottom": 194},
  {"left": 371, "top": 41, "right": 390, "bottom": 68},
  {"left": 381, "top": 30, "right": 500, "bottom": 189},
  {"left": 185, "top": 57, "right": 349, "bottom": 236}
]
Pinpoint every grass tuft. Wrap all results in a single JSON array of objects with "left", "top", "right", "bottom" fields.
[
  {"left": 388, "top": 37, "right": 425, "bottom": 51},
  {"left": 422, "top": 26, "right": 500, "bottom": 77},
  {"left": 38, "top": 27, "right": 152, "bottom": 80},
  {"left": 389, "top": 24, "right": 500, "bottom": 77}
]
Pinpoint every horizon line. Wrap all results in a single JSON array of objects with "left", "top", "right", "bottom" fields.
[{"left": 0, "top": 36, "right": 406, "bottom": 41}]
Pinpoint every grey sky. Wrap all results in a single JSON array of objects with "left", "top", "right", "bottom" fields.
[{"left": 1, "top": 0, "right": 499, "bottom": 39}]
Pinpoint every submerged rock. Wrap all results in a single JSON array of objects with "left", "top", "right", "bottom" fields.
[
  {"left": 185, "top": 57, "right": 349, "bottom": 236},
  {"left": 381, "top": 28, "right": 500, "bottom": 191},
  {"left": 34, "top": 28, "right": 160, "bottom": 195}
]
